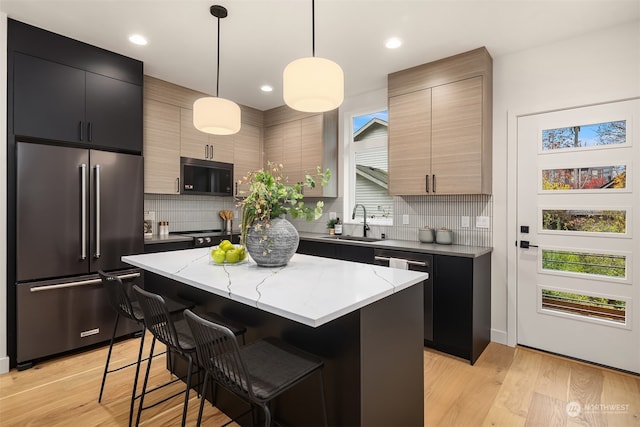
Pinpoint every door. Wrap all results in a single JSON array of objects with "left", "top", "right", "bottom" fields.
[
  {"left": 85, "top": 72, "right": 142, "bottom": 152},
  {"left": 516, "top": 99, "right": 639, "bottom": 373},
  {"left": 13, "top": 53, "right": 85, "bottom": 143},
  {"left": 388, "top": 89, "right": 432, "bottom": 195},
  {"left": 431, "top": 77, "right": 483, "bottom": 194},
  {"left": 16, "top": 142, "right": 89, "bottom": 281},
  {"left": 89, "top": 150, "right": 143, "bottom": 272}
]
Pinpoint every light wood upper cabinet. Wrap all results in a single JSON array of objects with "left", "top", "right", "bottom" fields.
[
  {"left": 431, "top": 77, "right": 484, "bottom": 194},
  {"left": 263, "top": 106, "right": 338, "bottom": 197},
  {"left": 388, "top": 47, "right": 492, "bottom": 195},
  {"left": 388, "top": 89, "right": 432, "bottom": 195},
  {"left": 180, "top": 108, "right": 234, "bottom": 163},
  {"left": 143, "top": 76, "right": 264, "bottom": 195},
  {"left": 233, "top": 124, "right": 261, "bottom": 196},
  {"left": 301, "top": 115, "right": 324, "bottom": 197},
  {"left": 143, "top": 99, "right": 180, "bottom": 194}
]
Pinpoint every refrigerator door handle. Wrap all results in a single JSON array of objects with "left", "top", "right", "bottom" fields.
[
  {"left": 29, "top": 272, "right": 141, "bottom": 292},
  {"left": 95, "top": 164, "right": 101, "bottom": 259},
  {"left": 81, "top": 163, "right": 87, "bottom": 260}
]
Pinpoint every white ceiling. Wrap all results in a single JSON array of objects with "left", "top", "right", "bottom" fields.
[{"left": 2, "top": 1, "right": 639, "bottom": 111}]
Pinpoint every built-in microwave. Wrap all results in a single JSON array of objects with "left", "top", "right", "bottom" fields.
[{"left": 180, "top": 157, "right": 233, "bottom": 196}]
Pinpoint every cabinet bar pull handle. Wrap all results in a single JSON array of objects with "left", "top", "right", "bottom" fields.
[
  {"left": 425, "top": 175, "right": 429, "bottom": 193},
  {"left": 205, "top": 145, "right": 208, "bottom": 159},
  {"left": 176, "top": 177, "right": 180, "bottom": 193},
  {"left": 374, "top": 256, "right": 427, "bottom": 267},
  {"left": 432, "top": 175, "right": 436, "bottom": 193},
  {"left": 88, "top": 122, "right": 92, "bottom": 142},
  {"left": 94, "top": 164, "right": 101, "bottom": 259},
  {"left": 80, "top": 164, "right": 87, "bottom": 260},
  {"left": 79, "top": 121, "right": 84, "bottom": 141},
  {"left": 30, "top": 272, "right": 141, "bottom": 292}
]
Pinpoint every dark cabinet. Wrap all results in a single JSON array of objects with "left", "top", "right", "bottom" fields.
[
  {"left": 432, "top": 253, "right": 491, "bottom": 364},
  {"left": 297, "top": 240, "right": 374, "bottom": 264},
  {"left": 14, "top": 53, "right": 142, "bottom": 152},
  {"left": 297, "top": 238, "right": 491, "bottom": 364}
]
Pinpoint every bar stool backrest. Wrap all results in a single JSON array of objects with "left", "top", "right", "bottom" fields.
[
  {"left": 98, "top": 270, "right": 138, "bottom": 322},
  {"left": 132, "top": 285, "right": 182, "bottom": 350},
  {"left": 184, "top": 309, "right": 256, "bottom": 401}
]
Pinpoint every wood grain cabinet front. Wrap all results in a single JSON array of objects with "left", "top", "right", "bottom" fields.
[{"left": 387, "top": 47, "right": 492, "bottom": 195}]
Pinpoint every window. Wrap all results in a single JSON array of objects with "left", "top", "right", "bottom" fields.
[{"left": 348, "top": 110, "right": 392, "bottom": 225}]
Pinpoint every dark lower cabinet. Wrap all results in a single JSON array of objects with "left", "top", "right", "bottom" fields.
[
  {"left": 298, "top": 238, "right": 491, "bottom": 364},
  {"left": 297, "top": 240, "right": 374, "bottom": 264},
  {"left": 431, "top": 253, "right": 491, "bottom": 364}
]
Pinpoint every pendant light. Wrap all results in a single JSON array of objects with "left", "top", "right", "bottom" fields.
[
  {"left": 283, "top": 0, "right": 344, "bottom": 113},
  {"left": 193, "top": 5, "right": 241, "bottom": 135}
]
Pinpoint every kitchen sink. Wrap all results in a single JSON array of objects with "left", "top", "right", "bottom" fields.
[{"left": 320, "top": 235, "right": 382, "bottom": 243}]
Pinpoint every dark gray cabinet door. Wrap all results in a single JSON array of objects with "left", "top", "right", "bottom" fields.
[
  {"left": 16, "top": 142, "right": 89, "bottom": 281},
  {"left": 13, "top": 53, "right": 142, "bottom": 153},
  {"left": 89, "top": 150, "right": 143, "bottom": 272},
  {"left": 13, "top": 53, "right": 85, "bottom": 143},
  {"left": 85, "top": 73, "right": 142, "bottom": 152}
]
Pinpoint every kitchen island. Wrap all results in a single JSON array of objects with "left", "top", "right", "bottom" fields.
[{"left": 123, "top": 248, "right": 428, "bottom": 426}]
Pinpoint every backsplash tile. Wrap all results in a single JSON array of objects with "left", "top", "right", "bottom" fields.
[
  {"left": 147, "top": 193, "right": 492, "bottom": 247},
  {"left": 292, "top": 195, "right": 493, "bottom": 247},
  {"left": 144, "top": 194, "right": 239, "bottom": 234}
]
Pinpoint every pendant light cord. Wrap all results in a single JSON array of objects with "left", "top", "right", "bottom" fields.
[
  {"left": 216, "top": 13, "right": 221, "bottom": 97},
  {"left": 312, "top": 0, "right": 315, "bottom": 57}
]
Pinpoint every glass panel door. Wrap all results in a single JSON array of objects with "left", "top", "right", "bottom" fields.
[{"left": 516, "top": 99, "right": 639, "bottom": 373}]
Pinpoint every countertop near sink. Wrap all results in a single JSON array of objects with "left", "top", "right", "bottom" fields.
[{"left": 298, "top": 232, "right": 492, "bottom": 258}]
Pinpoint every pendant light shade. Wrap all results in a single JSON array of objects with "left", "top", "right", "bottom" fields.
[
  {"left": 193, "top": 96, "right": 241, "bottom": 135},
  {"left": 283, "top": 57, "right": 344, "bottom": 113},
  {"left": 193, "top": 5, "right": 241, "bottom": 135},
  {"left": 283, "top": 0, "right": 344, "bottom": 113}
]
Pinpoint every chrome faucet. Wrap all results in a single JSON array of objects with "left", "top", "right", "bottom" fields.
[{"left": 352, "top": 204, "right": 370, "bottom": 237}]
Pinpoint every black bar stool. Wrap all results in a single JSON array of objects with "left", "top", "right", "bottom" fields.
[
  {"left": 184, "top": 309, "right": 328, "bottom": 427},
  {"left": 97, "top": 271, "right": 194, "bottom": 427}
]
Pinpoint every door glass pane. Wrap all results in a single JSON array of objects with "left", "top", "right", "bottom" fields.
[
  {"left": 541, "top": 120, "right": 627, "bottom": 151},
  {"left": 542, "top": 165, "right": 626, "bottom": 191},
  {"left": 542, "top": 249, "right": 627, "bottom": 279},
  {"left": 542, "top": 209, "right": 627, "bottom": 233},
  {"left": 541, "top": 288, "right": 626, "bottom": 324}
]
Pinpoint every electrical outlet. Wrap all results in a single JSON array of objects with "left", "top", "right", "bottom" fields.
[
  {"left": 329, "top": 211, "right": 337, "bottom": 220},
  {"left": 461, "top": 216, "right": 470, "bottom": 228},
  {"left": 476, "top": 216, "right": 490, "bottom": 229},
  {"left": 402, "top": 214, "right": 410, "bottom": 225}
]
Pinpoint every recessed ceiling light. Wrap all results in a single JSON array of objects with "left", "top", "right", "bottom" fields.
[
  {"left": 128, "top": 34, "right": 148, "bottom": 46},
  {"left": 261, "top": 85, "right": 273, "bottom": 92},
  {"left": 385, "top": 37, "right": 402, "bottom": 49}
]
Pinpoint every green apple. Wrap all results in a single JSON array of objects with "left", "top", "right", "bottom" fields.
[
  {"left": 219, "top": 240, "right": 233, "bottom": 252},
  {"left": 238, "top": 247, "right": 247, "bottom": 261},
  {"left": 225, "top": 249, "right": 240, "bottom": 263},
  {"left": 211, "top": 248, "right": 226, "bottom": 264}
]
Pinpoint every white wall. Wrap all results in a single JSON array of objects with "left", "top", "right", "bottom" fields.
[
  {"left": 1, "top": 12, "right": 9, "bottom": 374},
  {"left": 492, "top": 20, "right": 640, "bottom": 345}
]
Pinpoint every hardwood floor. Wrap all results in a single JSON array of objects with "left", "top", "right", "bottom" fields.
[{"left": 1, "top": 336, "right": 639, "bottom": 426}]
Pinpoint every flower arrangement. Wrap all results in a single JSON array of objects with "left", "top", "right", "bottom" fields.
[{"left": 237, "top": 162, "right": 331, "bottom": 246}]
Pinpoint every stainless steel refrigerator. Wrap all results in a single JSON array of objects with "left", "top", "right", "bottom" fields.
[{"left": 15, "top": 141, "right": 143, "bottom": 366}]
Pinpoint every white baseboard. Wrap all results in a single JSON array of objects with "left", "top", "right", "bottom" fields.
[
  {"left": 0, "top": 355, "right": 10, "bottom": 374},
  {"left": 491, "top": 328, "right": 510, "bottom": 346}
]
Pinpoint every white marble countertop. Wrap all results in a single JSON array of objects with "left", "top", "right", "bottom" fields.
[{"left": 122, "top": 248, "right": 428, "bottom": 328}]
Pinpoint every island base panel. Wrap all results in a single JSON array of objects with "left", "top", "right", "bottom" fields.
[{"left": 146, "top": 272, "right": 424, "bottom": 426}]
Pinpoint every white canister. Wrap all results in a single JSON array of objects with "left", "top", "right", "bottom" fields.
[
  {"left": 418, "top": 228, "right": 435, "bottom": 243},
  {"left": 435, "top": 229, "right": 453, "bottom": 245}
]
